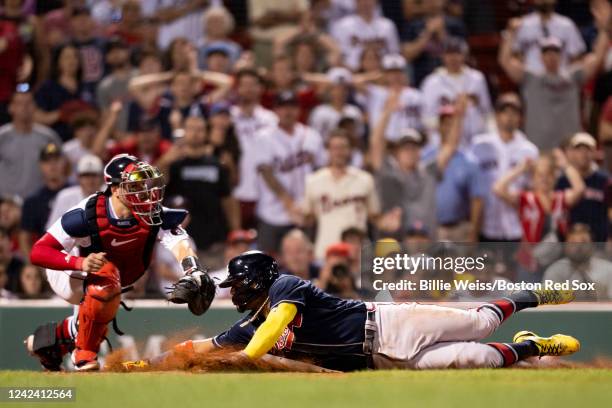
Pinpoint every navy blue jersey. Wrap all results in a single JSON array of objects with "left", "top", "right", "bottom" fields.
[{"left": 213, "top": 275, "right": 368, "bottom": 371}]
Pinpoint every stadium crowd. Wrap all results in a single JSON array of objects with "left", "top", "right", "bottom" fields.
[{"left": 1, "top": 0, "right": 612, "bottom": 301}]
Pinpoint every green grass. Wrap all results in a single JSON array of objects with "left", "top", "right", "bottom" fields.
[{"left": 1, "top": 369, "right": 611, "bottom": 408}]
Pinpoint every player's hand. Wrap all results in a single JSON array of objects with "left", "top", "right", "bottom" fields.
[{"left": 82, "top": 252, "right": 108, "bottom": 273}]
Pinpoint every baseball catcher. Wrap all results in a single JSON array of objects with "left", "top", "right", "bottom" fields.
[
  {"left": 123, "top": 250, "right": 580, "bottom": 372},
  {"left": 25, "top": 154, "right": 215, "bottom": 371}
]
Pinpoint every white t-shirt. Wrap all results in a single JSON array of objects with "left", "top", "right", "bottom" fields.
[
  {"left": 420, "top": 66, "right": 493, "bottom": 147},
  {"left": 330, "top": 14, "right": 400, "bottom": 70},
  {"left": 308, "top": 103, "right": 364, "bottom": 140},
  {"left": 303, "top": 167, "right": 380, "bottom": 260},
  {"left": 361, "top": 84, "right": 423, "bottom": 141},
  {"left": 254, "top": 123, "right": 325, "bottom": 226},
  {"left": 230, "top": 105, "right": 278, "bottom": 202},
  {"left": 512, "top": 12, "right": 586, "bottom": 73},
  {"left": 470, "top": 130, "right": 539, "bottom": 240}
]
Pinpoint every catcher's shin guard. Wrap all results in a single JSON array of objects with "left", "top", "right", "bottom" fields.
[
  {"left": 74, "top": 263, "right": 121, "bottom": 370},
  {"left": 25, "top": 318, "right": 75, "bottom": 371}
]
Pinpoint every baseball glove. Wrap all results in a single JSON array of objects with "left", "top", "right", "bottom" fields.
[{"left": 167, "top": 257, "right": 216, "bottom": 316}]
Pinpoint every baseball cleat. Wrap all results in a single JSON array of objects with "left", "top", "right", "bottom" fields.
[
  {"left": 25, "top": 322, "right": 75, "bottom": 371},
  {"left": 120, "top": 359, "right": 151, "bottom": 372},
  {"left": 513, "top": 330, "right": 580, "bottom": 357},
  {"left": 531, "top": 289, "right": 575, "bottom": 306},
  {"left": 72, "top": 349, "right": 100, "bottom": 372}
]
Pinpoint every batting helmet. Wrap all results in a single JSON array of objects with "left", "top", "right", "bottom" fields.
[{"left": 219, "top": 251, "right": 279, "bottom": 312}]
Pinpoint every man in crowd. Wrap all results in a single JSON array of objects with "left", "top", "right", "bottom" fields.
[
  {"left": 0, "top": 89, "right": 61, "bottom": 199},
  {"left": 230, "top": 68, "right": 278, "bottom": 229},
  {"left": 279, "top": 228, "right": 320, "bottom": 280},
  {"left": 471, "top": 93, "right": 539, "bottom": 242},
  {"left": 556, "top": 133, "right": 611, "bottom": 242},
  {"left": 166, "top": 115, "right": 240, "bottom": 270},
  {"left": 254, "top": 91, "right": 324, "bottom": 254},
  {"left": 499, "top": 3, "right": 610, "bottom": 151},
  {"left": 18, "top": 143, "right": 69, "bottom": 259}
]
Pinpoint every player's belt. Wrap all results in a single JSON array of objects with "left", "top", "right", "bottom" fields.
[{"left": 363, "top": 304, "right": 377, "bottom": 368}]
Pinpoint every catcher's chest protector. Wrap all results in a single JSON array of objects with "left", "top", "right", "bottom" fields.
[{"left": 82, "top": 193, "right": 159, "bottom": 286}]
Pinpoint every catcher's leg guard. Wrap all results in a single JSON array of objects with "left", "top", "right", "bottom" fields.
[
  {"left": 25, "top": 317, "right": 76, "bottom": 371},
  {"left": 74, "top": 263, "right": 121, "bottom": 371}
]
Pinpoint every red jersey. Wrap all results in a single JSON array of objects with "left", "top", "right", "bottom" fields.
[{"left": 519, "top": 190, "right": 568, "bottom": 243}]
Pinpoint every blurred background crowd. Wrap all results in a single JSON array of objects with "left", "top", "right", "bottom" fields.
[{"left": 1, "top": 0, "right": 612, "bottom": 302}]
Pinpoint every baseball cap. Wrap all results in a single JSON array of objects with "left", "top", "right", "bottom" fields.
[
  {"left": 569, "top": 132, "right": 597, "bottom": 149},
  {"left": 325, "top": 242, "right": 352, "bottom": 259},
  {"left": 442, "top": 37, "right": 469, "bottom": 54},
  {"left": 396, "top": 128, "right": 426, "bottom": 147},
  {"left": 39, "top": 143, "right": 62, "bottom": 161},
  {"left": 275, "top": 90, "right": 299, "bottom": 107},
  {"left": 327, "top": 67, "right": 353, "bottom": 85},
  {"left": 382, "top": 54, "right": 407, "bottom": 71},
  {"left": 205, "top": 42, "right": 232, "bottom": 58},
  {"left": 495, "top": 94, "right": 522, "bottom": 112},
  {"left": 539, "top": 36, "right": 563, "bottom": 52},
  {"left": 77, "top": 154, "right": 103, "bottom": 176},
  {"left": 227, "top": 229, "right": 257, "bottom": 245}
]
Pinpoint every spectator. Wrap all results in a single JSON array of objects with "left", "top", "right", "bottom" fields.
[
  {"left": 254, "top": 90, "right": 325, "bottom": 254},
  {"left": 166, "top": 115, "right": 240, "bottom": 270},
  {"left": 494, "top": 150, "right": 585, "bottom": 246},
  {"left": 370, "top": 91, "right": 446, "bottom": 238},
  {"left": 18, "top": 143, "right": 68, "bottom": 258},
  {"left": 0, "top": 88, "right": 61, "bottom": 199},
  {"left": 230, "top": 68, "right": 278, "bottom": 229},
  {"left": 471, "top": 93, "right": 539, "bottom": 242},
  {"left": 105, "top": 0, "right": 145, "bottom": 47},
  {"left": 543, "top": 223, "right": 612, "bottom": 300},
  {"left": 34, "top": 43, "right": 93, "bottom": 141},
  {"left": 0, "top": 196, "right": 22, "bottom": 252},
  {"left": 208, "top": 229, "right": 257, "bottom": 299},
  {"left": 45, "top": 154, "right": 103, "bottom": 228},
  {"left": 200, "top": 43, "right": 233, "bottom": 74},
  {"left": 511, "top": 0, "right": 586, "bottom": 73},
  {"left": 42, "top": 0, "right": 89, "bottom": 50},
  {"left": 248, "top": 0, "right": 308, "bottom": 67},
  {"left": 142, "top": 0, "right": 208, "bottom": 50},
  {"left": 0, "top": 226, "right": 23, "bottom": 294},
  {"left": 106, "top": 118, "right": 173, "bottom": 166},
  {"left": 18, "top": 264, "right": 48, "bottom": 299},
  {"left": 302, "top": 129, "right": 390, "bottom": 261},
  {"left": 96, "top": 37, "right": 134, "bottom": 133},
  {"left": 330, "top": 0, "right": 399, "bottom": 70},
  {"left": 430, "top": 98, "right": 485, "bottom": 243},
  {"left": 197, "top": 6, "right": 242, "bottom": 69},
  {"left": 307, "top": 67, "right": 364, "bottom": 142},
  {"left": 420, "top": 37, "right": 492, "bottom": 148},
  {"left": 556, "top": 132, "right": 611, "bottom": 242},
  {"left": 599, "top": 95, "right": 612, "bottom": 172},
  {"left": 279, "top": 228, "right": 319, "bottom": 280},
  {"left": 207, "top": 103, "right": 241, "bottom": 186},
  {"left": 62, "top": 113, "right": 98, "bottom": 181},
  {"left": 318, "top": 242, "right": 359, "bottom": 299},
  {"left": 0, "top": 263, "right": 16, "bottom": 298},
  {"left": 360, "top": 54, "right": 423, "bottom": 142},
  {"left": 499, "top": 5, "right": 610, "bottom": 151},
  {"left": 401, "top": 0, "right": 467, "bottom": 87},
  {"left": 69, "top": 6, "right": 106, "bottom": 96}
]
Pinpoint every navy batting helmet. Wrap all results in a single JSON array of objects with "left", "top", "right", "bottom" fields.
[{"left": 219, "top": 251, "right": 279, "bottom": 312}]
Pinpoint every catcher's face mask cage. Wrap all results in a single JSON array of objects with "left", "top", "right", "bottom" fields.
[{"left": 118, "top": 162, "right": 165, "bottom": 226}]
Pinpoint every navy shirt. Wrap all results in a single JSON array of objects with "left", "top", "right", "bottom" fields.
[
  {"left": 556, "top": 170, "right": 611, "bottom": 242},
  {"left": 213, "top": 275, "right": 368, "bottom": 371},
  {"left": 21, "top": 185, "right": 68, "bottom": 236}
]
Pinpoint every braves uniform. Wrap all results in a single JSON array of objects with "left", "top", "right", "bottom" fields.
[
  {"left": 230, "top": 105, "right": 278, "bottom": 203},
  {"left": 44, "top": 192, "right": 189, "bottom": 304},
  {"left": 362, "top": 85, "right": 423, "bottom": 141},
  {"left": 213, "top": 275, "right": 519, "bottom": 371},
  {"left": 330, "top": 14, "right": 400, "bottom": 70},
  {"left": 420, "top": 67, "right": 492, "bottom": 147},
  {"left": 254, "top": 123, "right": 325, "bottom": 227}
]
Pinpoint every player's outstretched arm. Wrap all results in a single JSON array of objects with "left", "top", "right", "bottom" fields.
[{"left": 242, "top": 302, "right": 298, "bottom": 359}]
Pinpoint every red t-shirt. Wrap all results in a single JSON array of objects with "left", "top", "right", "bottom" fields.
[
  {"left": 519, "top": 190, "right": 568, "bottom": 243},
  {"left": 107, "top": 137, "right": 172, "bottom": 165}
]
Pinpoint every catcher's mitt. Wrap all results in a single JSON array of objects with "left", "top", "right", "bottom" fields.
[{"left": 167, "top": 257, "right": 215, "bottom": 315}]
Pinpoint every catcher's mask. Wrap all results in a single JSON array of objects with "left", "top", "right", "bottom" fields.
[
  {"left": 219, "top": 251, "right": 279, "bottom": 313},
  {"left": 105, "top": 155, "right": 165, "bottom": 226}
]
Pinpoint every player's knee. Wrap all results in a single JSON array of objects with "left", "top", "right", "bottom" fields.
[{"left": 469, "top": 308, "right": 499, "bottom": 338}]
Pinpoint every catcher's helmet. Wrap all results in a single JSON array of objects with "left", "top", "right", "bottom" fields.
[
  {"left": 104, "top": 154, "right": 165, "bottom": 226},
  {"left": 219, "top": 251, "right": 279, "bottom": 312}
]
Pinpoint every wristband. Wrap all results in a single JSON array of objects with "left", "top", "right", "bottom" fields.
[{"left": 181, "top": 255, "right": 202, "bottom": 275}]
